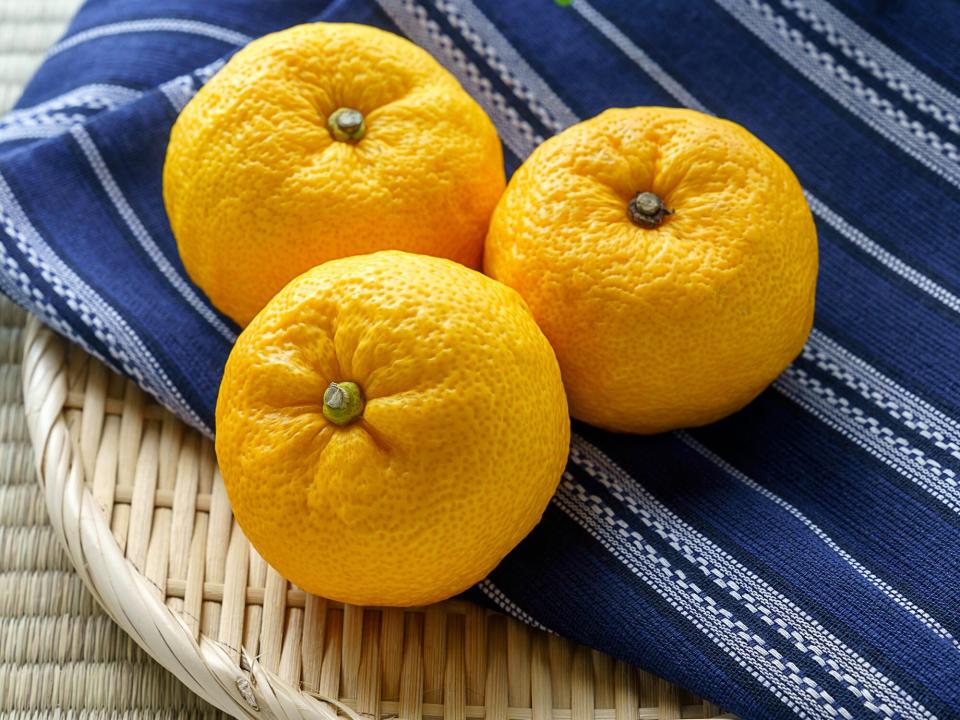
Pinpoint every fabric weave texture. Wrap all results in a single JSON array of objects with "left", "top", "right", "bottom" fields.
[{"left": 1, "top": 1, "right": 958, "bottom": 718}]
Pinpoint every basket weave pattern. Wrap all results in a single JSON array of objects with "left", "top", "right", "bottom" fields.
[{"left": 22, "top": 316, "right": 729, "bottom": 719}]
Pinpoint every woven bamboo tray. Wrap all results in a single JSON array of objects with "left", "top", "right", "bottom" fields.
[{"left": 21, "top": 316, "right": 731, "bottom": 720}]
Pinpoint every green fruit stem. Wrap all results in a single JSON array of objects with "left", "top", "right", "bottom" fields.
[
  {"left": 323, "top": 381, "right": 365, "bottom": 425},
  {"left": 327, "top": 107, "right": 366, "bottom": 142},
  {"left": 628, "top": 191, "right": 673, "bottom": 228}
]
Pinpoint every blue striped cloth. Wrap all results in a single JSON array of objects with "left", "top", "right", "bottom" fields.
[{"left": 2, "top": 1, "right": 958, "bottom": 717}]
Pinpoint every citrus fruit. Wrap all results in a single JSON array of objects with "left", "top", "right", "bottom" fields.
[
  {"left": 215, "top": 251, "right": 570, "bottom": 606},
  {"left": 484, "top": 107, "right": 818, "bottom": 434},
  {"left": 164, "top": 23, "right": 505, "bottom": 326}
]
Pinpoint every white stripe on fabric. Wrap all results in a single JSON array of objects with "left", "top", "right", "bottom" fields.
[
  {"left": 430, "top": 0, "right": 960, "bottom": 487},
  {"left": 775, "top": 367, "right": 960, "bottom": 516},
  {"left": 713, "top": 0, "right": 960, "bottom": 188},
  {"left": 194, "top": 58, "right": 226, "bottom": 84},
  {"left": 374, "top": 0, "right": 542, "bottom": 159},
  {"left": 0, "top": 85, "right": 143, "bottom": 144},
  {"left": 0, "top": 240, "right": 84, "bottom": 348},
  {"left": 0, "top": 171, "right": 209, "bottom": 434},
  {"left": 782, "top": 0, "right": 960, "bottom": 132},
  {"left": 571, "top": 436, "right": 933, "bottom": 719},
  {"left": 806, "top": 330, "right": 960, "bottom": 462},
  {"left": 0, "top": 125, "right": 74, "bottom": 145},
  {"left": 803, "top": 193, "right": 960, "bottom": 316},
  {"left": 46, "top": 19, "right": 251, "bottom": 60},
  {"left": 69, "top": 127, "right": 236, "bottom": 344},
  {"left": 556, "top": 477, "right": 847, "bottom": 719},
  {"left": 431, "top": 0, "right": 578, "bottom": 132},
  {"left": 160, "top": 59, "right": 227, "bottom": 113},
  {"left": 477, "top": 580, "right": 552, "bottom": 633},
  {"left": 159, "top": 75, "right": 196, "bottom": 113},
  {"left": 1, "top": 113, "right": 85, "bottom": 132},
  {"left": 0, "top": 84, "right": 142, "bottom": 128},
  {"left": 678, "top": 431, "right": 960, "bottom": 652},
  {"left": 569, "top": 1, "right": 709, "bottom": 114}
]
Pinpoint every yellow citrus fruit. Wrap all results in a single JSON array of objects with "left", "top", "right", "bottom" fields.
[
  {"left": 485, "top": 107, "right": 818, "bottom": 434},
  {"left": 215, "top": 251, "right": 569, "bottom": 606},
  {"left": 164, "top": 23, "right": 505, "bottom": 326}
]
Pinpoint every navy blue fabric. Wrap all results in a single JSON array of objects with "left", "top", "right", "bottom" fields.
[{"left": 2, "top": 1, "right": 959, "bottom": 717}]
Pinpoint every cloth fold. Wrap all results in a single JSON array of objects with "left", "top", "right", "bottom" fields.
[{"left": 2, "top": 1, "right": 959, "bottom": 718}]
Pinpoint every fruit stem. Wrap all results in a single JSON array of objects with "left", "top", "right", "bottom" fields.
[
  {"left": 322, "top": 381, "right": 365, "bottom": 426},
  {"left": 327, "top": 107, "right": 366, "bottom": 142},
  {"left": 628, "top": 191, "right": 673, "bottom": 228}
]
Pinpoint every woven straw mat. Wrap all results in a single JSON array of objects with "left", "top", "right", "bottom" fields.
[{"left": 2, "top": 2, "right": 731, "bottom": 718}]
